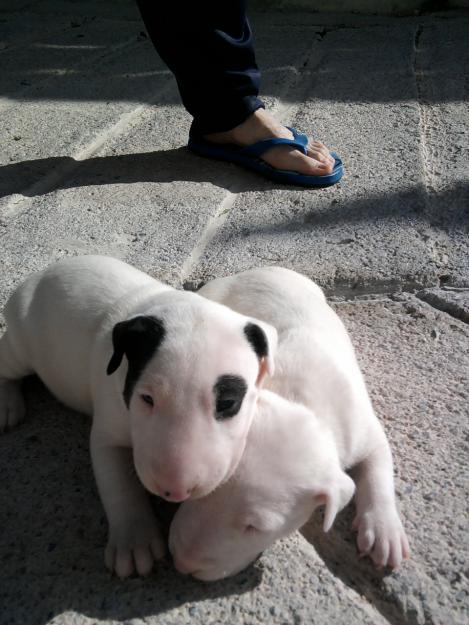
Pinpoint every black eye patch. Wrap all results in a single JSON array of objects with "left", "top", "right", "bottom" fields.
[
  {"left": 213, "top": 375, "right": 248, "bottom": 420},
  {"left": 107, "top": 315, "right": 166, "bottom": 408}
]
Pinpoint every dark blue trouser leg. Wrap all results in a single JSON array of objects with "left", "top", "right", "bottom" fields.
[{"left": 136, "top": 0, "right": 265, "bottom": 136}]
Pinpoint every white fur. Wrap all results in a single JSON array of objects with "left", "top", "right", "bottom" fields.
[
  {"left": 0, "top": 256, "right": 277, "bottom": 578},
  {"left": 169, "top": 267, "right": 409, "bottom": 580}
]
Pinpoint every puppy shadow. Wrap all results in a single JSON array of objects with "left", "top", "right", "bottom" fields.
[
  {"left": 0, "top": 377, "right": 262, "bottom": 625},
  {"left": 300, "top": 507, "right": 413, "bottom": 625}
]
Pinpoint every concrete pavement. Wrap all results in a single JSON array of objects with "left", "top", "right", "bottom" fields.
[{"left": 0, "top": 2, "right": 468, "bottom": 624}]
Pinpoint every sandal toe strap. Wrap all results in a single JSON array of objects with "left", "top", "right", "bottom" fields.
[{"left": 240, "top": 127, "right": 309, "bottom": 158}]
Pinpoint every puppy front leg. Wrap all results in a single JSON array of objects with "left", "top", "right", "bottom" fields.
[
  {"left": 90, "top": 429, "right": 165, "bottom": 578},
  {"left": 0, "top": 332, "right": 31, "bottom": 432},
  {"left": 353, "top": 435, "right": 410, "bottom": 569}
]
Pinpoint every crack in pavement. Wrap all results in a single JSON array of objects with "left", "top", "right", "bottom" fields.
[{"left": 416, "top": 289, "right": 469, "bottom": 324}]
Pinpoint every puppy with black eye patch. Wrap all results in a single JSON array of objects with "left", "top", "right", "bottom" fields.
[{"left": 0, "top": 256, "right": 277, "bottom": 579}]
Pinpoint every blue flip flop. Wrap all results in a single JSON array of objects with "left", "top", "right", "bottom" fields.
[{"left": 188, "top": 127, "right": 343, "bottom": 187}]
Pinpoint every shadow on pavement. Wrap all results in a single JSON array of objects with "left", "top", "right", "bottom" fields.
[
  {"left": 0, "top": 378, "right": 262, "bottom": 625},
  {"left": 300, "top": 508, "right": 420, "bottom": 625},
  {"left": 0, "top": 148, "right": 274, "bottom": 199},
  {"left": 1, "top": 150, "right": 467, "bottom": 235},
  {"left": 0, "top": 5, "right": 466, "bottom": 105}
]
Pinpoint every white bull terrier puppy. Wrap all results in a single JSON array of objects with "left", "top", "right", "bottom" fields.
[
  {"left": 169, "top": 267, "right": 409, "bottom": 580},
  {"left": 0, "top": 256, "right": 277, "bottom": 578}
]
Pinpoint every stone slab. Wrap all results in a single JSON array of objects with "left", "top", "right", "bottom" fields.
[
  {"left": 0, "top": 166, "right": 227, "bottom": 307},
  {"left": 0, "top": 36, "right": 171, "bottom": 163},
  {"left": 417, "top": 287, "right": 469, "bottom": 323},
  {"left": 251, "top": 0, "right": 469, "bottom": 11},
  {"left": 321, "top": 295, "right": 469, "bottom": 625},
  {"left": 0, "top": 12, "right": 74, "bottom": 49},
  {"left": 0, "top": 0, "right": 142, "bottom": 21},
  {"left": 0, "top": 17, "right": 149, "bottom": 102},
  {"left": 189, "top": 16, "right": 469, "bottom": 293},
  {"left": 412, "top": 19, "right": 469, "bottom": 287}
]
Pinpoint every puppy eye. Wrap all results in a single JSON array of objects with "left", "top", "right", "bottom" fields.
[
  {"left": 213, "top": 375, "right": 247, "bottom": 420},
  {"left": 215, "top": 397, "right": 239, "bottom": 420},
  {"left": 217, "top": 398, "right": 235, "bottom": 412},
  {"left": 141, "top": 394, "right": 154, "bottom": 407},
  {"left": 244, "top": 524, "right": 259, "bottom": 534}
]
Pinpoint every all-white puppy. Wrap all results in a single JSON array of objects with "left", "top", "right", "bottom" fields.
[
  {"left": 0, "top": 256, "right": 277, "bottom": 578},
  {"left": 169, "top": 267, "right": 409, "bottom": 580}
]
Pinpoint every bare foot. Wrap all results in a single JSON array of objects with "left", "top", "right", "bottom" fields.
[{"left": 204, "top": 108, "right": 335, "bottom": 177}]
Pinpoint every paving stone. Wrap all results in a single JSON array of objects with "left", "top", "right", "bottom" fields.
[
  {"left": 189, "top": 19, "right": 469, "bottom": 293},
  {"left": 417, "top": 287, "right": 469, "bottom": 323}
]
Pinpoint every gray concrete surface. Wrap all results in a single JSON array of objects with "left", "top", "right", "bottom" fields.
[{"left": 0, "top": 2, "right": 468, "bottom": 625}]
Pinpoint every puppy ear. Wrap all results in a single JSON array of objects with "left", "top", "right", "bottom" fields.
[
  {"left": 313, "top": 470, "right": 355, "bottom": 532},
  {"left": 106, "top": 315, "right": 165, "bottom": 375},
  {"left": 106, "top": 320, "right": 129, "bottom": 374},
  {"left": 244, "top": 320, "right": 278, "bottom": 385}
]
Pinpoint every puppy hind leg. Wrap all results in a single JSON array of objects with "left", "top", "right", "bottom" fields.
[{"left": 0, "top": 332, "right": 31, "bottom": 432}]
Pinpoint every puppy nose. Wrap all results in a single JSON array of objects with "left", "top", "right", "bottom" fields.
[
  {"left": 156, "top": 484, "right": 195, "bottom": 502},
  {"left": 163, "top": 489, "right": 190, "bottom": 502}
]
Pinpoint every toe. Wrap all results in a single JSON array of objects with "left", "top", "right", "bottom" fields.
[
  {"left": 287, "top": 150, "right": 333, "bottom": 176},
  {"left": 401, "top": 533, "right": 411, "bottom": 560},
  {"left": 308, "top": 140, "right": 331, "bottom": 157},
  {"left": 134, "top": 545, "right": 154, "bottom": 577},
  {"left": 303, "top": 158, "right": 334, "bottom": 176},
  {"left": 372, "top": 538, "right": 390, "bottom": 569},
  {"left": 0, "top": 381, "right": 26, "bottom": 432},
  {"left": 115, "top": 548, "right": 134, "bottom": 579},
  {"left": 104, "top": 543, "right": 115, "bottom": 572},
  {"left": 8, "top": 400, "right": 25, "bottom": 428},
  {"left": 388, "top": 536, "right": 403, "bottom": 569},
  {"left": 261, "top": 143, "right": 335, "bottom": 177},
  {"left": 357, "top": 526, "right": 375, "bottom": 554},
  {"left": 151, "top": 537, "right": 166, "bottom": 561},
  {"left": 307, "top": 145, "right": 335, "bottom": 171}
]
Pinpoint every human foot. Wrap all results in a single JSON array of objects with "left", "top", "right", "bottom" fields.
[{"left": 204, "top": 108, "right": 335, "bottom": 177}]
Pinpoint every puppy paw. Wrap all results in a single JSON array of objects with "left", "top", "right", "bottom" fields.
[
  {"left": 105, "top": 513, "right": 166, "bottom": 578},
  {"left": 0, "top": 379, "right": 25, "bottom": 433},
  {"left": 353, "top": 506, "right": 410, "bottom": 569}
]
